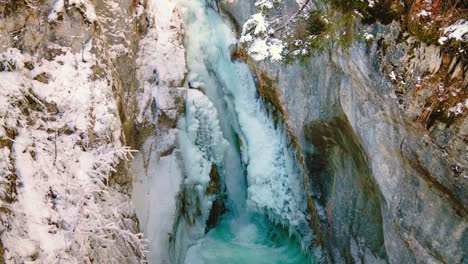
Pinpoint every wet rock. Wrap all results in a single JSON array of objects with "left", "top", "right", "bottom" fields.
[
  {"left": 304, "top": 116, "right": 387, "bottom": 262},
  {"left": 204, "top": 158, "right": 227, "bottom": 233},
  {"left": 205, "top": 198, "right": 227, "bottom": 233},
  {"left": 206, "top": 165, "right": 222, "bottom": 195}
]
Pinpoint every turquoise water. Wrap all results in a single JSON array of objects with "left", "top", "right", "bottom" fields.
[{"left": 185, "top": 213, "right": 309, "bottom": 264}]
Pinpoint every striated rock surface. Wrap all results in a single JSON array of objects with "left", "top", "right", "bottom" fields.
[{"left": 221, "top": 0, "right": 467, "bottom": 263}]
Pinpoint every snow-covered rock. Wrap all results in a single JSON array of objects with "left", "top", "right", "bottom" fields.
[{"left": 0, "top": 1, "right": 150, "bottom": 263}]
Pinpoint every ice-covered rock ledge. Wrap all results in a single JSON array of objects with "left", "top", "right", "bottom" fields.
[{"left": 131, "top": 0, "right": 187, "bottom": 263}]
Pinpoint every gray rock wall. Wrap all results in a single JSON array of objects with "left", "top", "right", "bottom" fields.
[{"left": 220, "top": 0, "right": 467, "bottom": 263}]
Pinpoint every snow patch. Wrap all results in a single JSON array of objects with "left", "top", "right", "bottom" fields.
[
  {"left": 363, "top": 32, "right": 374, "bottom": 40},
  {"left": 439, "top": 20, "right": 468, "bottom": 44},
  {"left": 48, "top": 0, "right": 65, "bottom": 22}
]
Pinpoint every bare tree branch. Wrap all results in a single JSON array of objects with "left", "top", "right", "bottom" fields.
[{"left": 274, "top": 0, "right": 311, "bottom": 32}]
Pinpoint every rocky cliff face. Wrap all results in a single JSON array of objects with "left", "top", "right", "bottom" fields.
[
  {"left": 131, "top": 1, "right": 187, "bottom": 263},
  {"left": 1, "top": 0, "right": 465, "bottom": 263},
  {"left": 221, "top": 0, "right": 466, "bottom": 263},
  {"left": 0, "top": 0, "right": 151, "bottom": 262}
]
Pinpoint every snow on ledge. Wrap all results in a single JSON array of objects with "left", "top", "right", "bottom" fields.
[{"left": 439, "top": 20, "right": 468, "bottom": 45}]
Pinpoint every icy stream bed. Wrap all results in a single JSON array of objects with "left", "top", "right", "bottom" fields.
[{"left": 185, "top": 213, "right": 308, "bottom": 264}]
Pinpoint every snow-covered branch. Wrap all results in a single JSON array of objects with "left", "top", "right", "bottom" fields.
[{"left": 240, "top": 0, "right": 313, "bottom": 61}]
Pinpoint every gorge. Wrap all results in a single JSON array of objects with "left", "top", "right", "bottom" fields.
[{"left": 0, "top": 0, "right": 466, "bottom": 263}]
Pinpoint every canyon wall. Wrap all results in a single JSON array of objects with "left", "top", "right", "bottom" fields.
[{"left": 221, "top": 0, "right": 467, "bottom": 263}]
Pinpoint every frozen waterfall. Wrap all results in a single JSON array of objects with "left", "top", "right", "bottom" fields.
[{"left": 174, "top": 0, "right": 315, "bottom": 263}]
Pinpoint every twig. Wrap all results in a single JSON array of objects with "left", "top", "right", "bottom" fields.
[
  {"left": 274, "top": 0, "right": 311, "bottom": 32},
  {"left": 53, "top": 131, "right": 58, "bottom": 165}
]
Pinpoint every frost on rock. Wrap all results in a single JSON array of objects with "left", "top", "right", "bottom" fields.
[
  {"left": 48, "top": 0, "right": 65, "bottom": 22},
  {"left": 69, "top": 0, "right": 98, "bottom": 23},
  {"left": 135, "top": 0, "right": 186, "bottom": 124},
  {"left": 416, "top": 10, "right": 431, "bottom": 17},
  {"left": 448, "top": 99, "right": 468, "bottom": 116},
  {"left": 363, "top": 32, "right": 375, "bottom": 40},
  {"left": 131, "top": 1, "right": 187, "bottom": 262},
  {"left": 48, "top": 0, "right": 97, "bottom": 23},
  {"left": 0, "top": 47, "right": 146, "bottom": 263},
  {"left": 255, "top": 0, "right": 277, "bottom": 9},
  {"left": 439, "top": 20, "right": 468, "bottom": 44}
]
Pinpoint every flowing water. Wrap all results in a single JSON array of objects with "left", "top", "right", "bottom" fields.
[
  {"left": 176, "top": 0, "right": 314, "bottom": 263},
  {"left": 185, "top": 213, "right": 308, "bottom": 264}
]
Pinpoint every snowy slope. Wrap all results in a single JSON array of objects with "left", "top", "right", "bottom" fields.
[
  {"left": 0, "top": 1, "right": 148, "bottom": 263},
  {"left": 0, "top": 45, "right": 146, "bottom": 264}
]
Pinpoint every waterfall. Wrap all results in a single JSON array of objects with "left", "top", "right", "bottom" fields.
[{"left": 171, "top": 0, "right": 316, "bottom": 263}]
